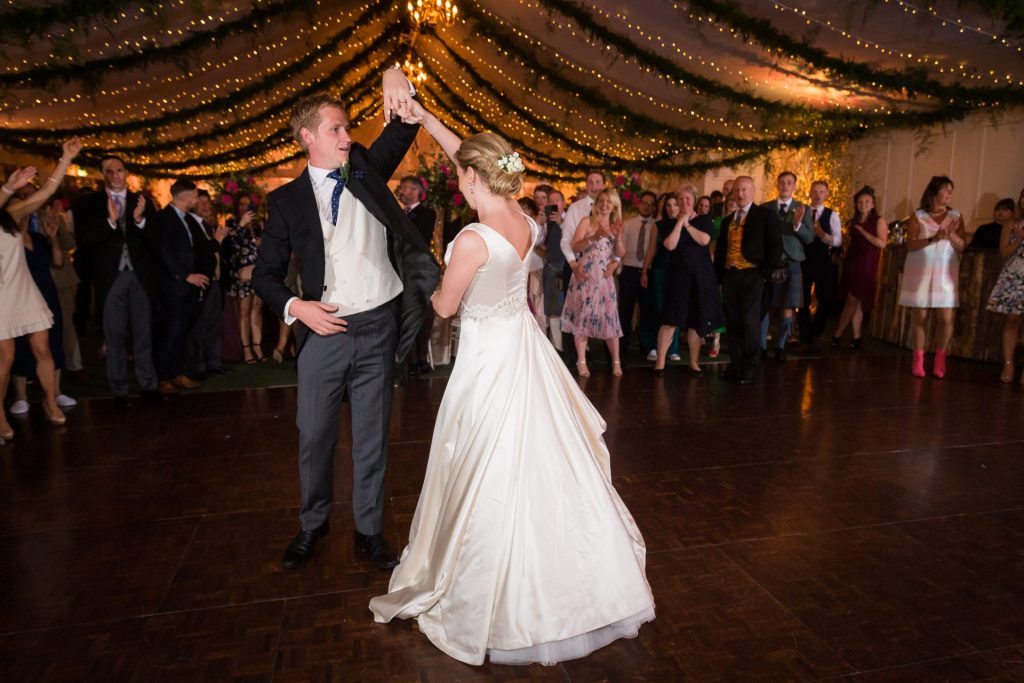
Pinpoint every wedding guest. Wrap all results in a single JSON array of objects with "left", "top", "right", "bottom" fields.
[
  {"left": 397, "top": 175, "right": 437, "bottom": 375},
  {"left": 559, "top": 170, "right": 605, "bottom": 365},
  {"left": 183, "top": 189, "right": 229, "bottom": 379},
  {"left": 714, "top": 176, "right": 784, "bottom": 384},
  {"left": 543, "top": 190, "right": 567, "bottom": 348},
  {"left": 709, "top": 190, "right": 725, "bottom": 217},
  {"left": 227, "top": 193, "right": 266, "bottom": 363},
  {"left": 760, "top": 171, "right": 814, "bottom": 361},
  {"left": 711, "top": 179, "right": 734, "bottom": 218},
  {"left": 654, "top": 186, "right": 725, "bottom": 376},
  {"left": 643, "top": 193, "right": 682, "bottom": 361},
  {"left": 45, "top": 197, "right": 83, "bottom": 377},
  {"left": 0, "top": 139, "right": 81, "bottom": 436},
  {"left": 832, "top": 186, "right": 888, "bottom": 349},
  {"left": 561, "top": 188, "right": 626, "bottom": 377},
  {"left": 10, "top": 194, "right": 78, "bottom": 416},
  {"left": 154, "top": 178, "right": 206, "bottom": 394},
  {"left": 899, "top": 176, "right": 966, "bottom": 378},
  {"left": 985, "top": 216, "right": 1024, "bottom": 383},
  {"left": 518, "top": 197, "right": 547, "bottom": 331},
  {"left": 73, "top": 153, "right": 160, "bottom": 408},
  {"left": 799, "top": 180, "right": 843, "bottom": 352},
  {"left": 708, "top": 190, "right": 741, "bottom": 358},
  {"left": 533, "top": 183, "right": 553, "bottom": 216},
  {"left": 696, "top": 195, "right": 712, "bottom": 216},
  {"left": 618, "top": 190, "right": 656, "bottom": 354},
  {"left": 969, "top": 198, "right": 1014, "bottom": 250}
]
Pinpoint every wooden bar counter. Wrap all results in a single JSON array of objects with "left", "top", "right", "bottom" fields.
[{"left": 869, "top": 245, "right": 1006, "bottom": 362}]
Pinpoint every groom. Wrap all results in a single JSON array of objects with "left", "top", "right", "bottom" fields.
[{"left": 254, "top": 68, "right": 440, "bottom": 570}]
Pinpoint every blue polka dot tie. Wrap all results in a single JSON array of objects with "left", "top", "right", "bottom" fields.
[{"left": 327, "top": 169, "right": 346, "bottom": 225}]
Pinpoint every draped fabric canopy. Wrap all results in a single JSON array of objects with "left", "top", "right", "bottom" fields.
[{"left": 2, "top": 0, "right": 1022, "bottom": 181}]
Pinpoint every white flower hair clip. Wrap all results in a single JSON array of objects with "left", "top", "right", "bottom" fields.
[{"left": 496, "top": 151, "right": 525, "bottom": 174}]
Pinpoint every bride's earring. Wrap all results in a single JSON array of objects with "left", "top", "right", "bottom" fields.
[{"left": 468, "top": 182, "right": 475, "bottom": 194}]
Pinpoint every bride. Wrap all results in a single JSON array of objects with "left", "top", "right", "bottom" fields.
[{"left": 369, "top": 102, "right": 655, "bottom": 666}]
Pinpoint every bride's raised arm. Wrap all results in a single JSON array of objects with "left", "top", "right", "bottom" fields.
[{"left": 405, "top": 100, "right": 461, "bottom": 161}]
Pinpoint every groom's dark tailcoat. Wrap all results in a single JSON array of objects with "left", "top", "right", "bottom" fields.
[{"left": 253, "top": 118, "right": 440, "bottom": 535}]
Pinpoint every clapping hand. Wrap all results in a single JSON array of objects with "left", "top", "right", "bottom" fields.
[
  {"left": 40, "top": 213, "right": 59, "bottom": 241},
  {"left": 61, "top": 137, "right": 83, "bottom": 162},
  {"left": 132, "top": 196, "right": 146, "bottom": 223},
  {"left": 934, "top": 228, "right": 948, "bottom": 241},
  {"left": 792, "top": 205, "right": 805, "bottom": 229},
  {"left": 5, "top": 166, "right": 38, "bottom": 191},
  {"left": 107, "top": 195, "right": 120, "bottom": 224}
]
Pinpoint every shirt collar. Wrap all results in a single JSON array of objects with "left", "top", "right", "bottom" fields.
[
  {"left": 307, "top": 163, "right": 336, "bottom": 187},
  {"left": 738, "top": 202, "right": 753, "bottom": 214},
  {"left": 778, "top": 198, "right": 790, "bottom": 208},
  {"left": 109, "top": 188, "right": 127, "bottom": 198},
  {"left": 406, "top": 201, "right": 420, "bottom": 212},
  {"left": 171, "top": 204, "right": 188, "bottom": 221}
]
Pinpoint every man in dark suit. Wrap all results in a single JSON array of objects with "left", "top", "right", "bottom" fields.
[
  {"left": 396, "top": 175, "right": 437, "bottom": 376},
  {"left": 152, "top": 178, "right": 207, "bottom": 394},
  {"left": 714, "top": 176, "right": 783, "bottom": 384},
  {"left": 73, "top": 155, "right": 159, "bottom": 408},
  {"left": 183, "top": 189, "right": 229, "bottom": 380},
  {"left": 253, "top": 72, "right": 440, "bottom": 571}
]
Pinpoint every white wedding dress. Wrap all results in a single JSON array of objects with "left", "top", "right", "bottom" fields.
[{"left": 369, "top": 216, "right": 654, "bottom": 666}]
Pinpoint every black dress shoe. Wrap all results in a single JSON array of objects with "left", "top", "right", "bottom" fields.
[
  {"left": 281, "top": 521, "right": 330, "bottom": 570},
  {"left": 114, "top": 395, "right": 133, "bottom": 410},
  {"left": 354, "top": 531, "right": 399, "bottom": 570}
]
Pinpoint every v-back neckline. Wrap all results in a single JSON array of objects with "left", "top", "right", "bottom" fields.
[{"left": 479, "top": 214, "right": 533, "bottom": 263}]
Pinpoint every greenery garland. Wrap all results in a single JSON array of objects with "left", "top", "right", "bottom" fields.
[
  {"left": 0, "top": 0, "right": 167, "bottom": 45},
  {"left": 0, "top": 0, "right": 322, "bottom": 91},
  {"left": 0, "top": 16, "right": 403, "bottom": 141},
  {"left": 0, "top": 39, "right": 392, "bottom": 158},
  {"left": 680, "top": 0, "right": 1024, "bottom": 105},
  {"left": 422, "top": 32, "right": 788, "bottom": 162}
]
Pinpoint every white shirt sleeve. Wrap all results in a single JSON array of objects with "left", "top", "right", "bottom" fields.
[
  {"left": 283, "top": 296, "right": 299, "bottom": 325},
  {"left": 561, "top": 203, "right": 583, "bottom": 264},
  {"left": 829, "top": 211, "right": 842, "bottom": 247}
]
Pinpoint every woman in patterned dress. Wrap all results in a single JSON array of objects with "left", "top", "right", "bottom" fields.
[
  {"left": 560, "top": 189, "right": 626, "bottom": 377},
  {"left": 898, "top": 176, "right": 966, "bottom": 378},
  {"left": 986, "top": 216, "right": 1024, "bottom": 383},
  {"left": 227, "top": 193, "right": 266, "bottom": 362}
]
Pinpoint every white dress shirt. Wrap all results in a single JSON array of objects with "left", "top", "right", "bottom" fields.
[
  {"left": 810, "top": 204, "right": 843, "bottom": 247},
  {"left": 283, "top": 163, "right": 403, "bottom": 323},
  {"left": 620, "top": 215, "right": 654, "bottom": 269},
  {"left": 560, "top": 195, "right": 594, "bottom": 264}
]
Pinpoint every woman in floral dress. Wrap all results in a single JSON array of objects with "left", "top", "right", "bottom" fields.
[
  {"left": 986, "top": 217, "right": 1024, "bottom": 383},
  {"left": 227, "top": 193, "right": 265, "bottom": 362},
  {"left": 560, "top": 189, "right": 626, "bottom": 377}
]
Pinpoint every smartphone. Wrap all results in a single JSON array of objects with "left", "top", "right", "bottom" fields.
[{"left": 545, "top": 204, "right": 556, "bottom": 217}]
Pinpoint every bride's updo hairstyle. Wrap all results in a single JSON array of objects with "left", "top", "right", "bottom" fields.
[{"left": 455, "top": 132, "right": 524, "bottom": 198}]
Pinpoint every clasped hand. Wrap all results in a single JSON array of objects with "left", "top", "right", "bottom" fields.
[{"left": 292, "top": 300, "right": 348, "bottom": 336}]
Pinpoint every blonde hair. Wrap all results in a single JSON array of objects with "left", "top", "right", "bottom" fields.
[
  {"left": 290, "top": 94, "right": 346, "bottom": 150},
  {"left": 592, "top": 188, "right": 623, "bottom": 224},
  {"left": 454, "top": 132, "right": 524, "bottom": 197},
  {"left": 675, "top": 184, "right": 699, "bottom": 205}
]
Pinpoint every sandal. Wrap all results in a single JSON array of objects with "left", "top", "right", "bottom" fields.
[
  {"left": 576, "top": 360, "right": 590, "bottom": 378},
  {"left": 252, "top": 343, "right": 266, "bottom": 362},
  {"left": 1001, "top": 361, "right": 1014, "bottom": 384},
  {"left": 612, "top": 360, "right": 623, "bottom": 377},
  {"left": 272, "top": 348, "right": 285, "bottom": 363},
  {"left": 242, "top": 344, "right": 257, "bottom": 364}
]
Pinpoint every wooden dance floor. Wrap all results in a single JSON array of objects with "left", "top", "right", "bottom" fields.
[{"left": 2, "top": 353, "right": 1023, "bottom": 681}]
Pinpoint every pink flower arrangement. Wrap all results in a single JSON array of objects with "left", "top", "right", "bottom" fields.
[
  {"left": 410, "top": 153, "right": 473, "bottom": 220},
  {"left": 453, "top": 193, "right": 465, "bottom": 207},
  {"left": 613, "top": 170, "right": 646, "bottom": 209},
  {"left": 220, "top": 194, "right": 233, "bottom": 206},
  {"left": 225, "top": 180, "right": 238, "bottom": 193}
]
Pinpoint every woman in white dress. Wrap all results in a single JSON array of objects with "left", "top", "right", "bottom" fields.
[
  {"left": 0, "top": 138, "right": 81, "bottom": 441},
  {"left": 369, "top": 107, "right": 655, "bottom": 666}
]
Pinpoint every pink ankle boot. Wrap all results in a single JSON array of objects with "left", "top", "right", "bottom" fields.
[
  {"left": 933, "top": 349, "right": 947, "bottom": 379},
  {"left": 911, "top": 350, "right": 926, "bottom": 378}
]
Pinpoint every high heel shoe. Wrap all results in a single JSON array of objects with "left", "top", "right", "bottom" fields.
[
  {"left": 253, "top": 343, "right": 267, "bottom": 362},
  {"left": 829, "top": 336, "right": 841, "bottom": 348},
  {"left": 611, "top": 360, "right": 623, "bottom": 377},
  {"left": 911, "top": 350, "right": 926, "bottom": 378},
  {"left": 1000, "top": 361, "right": 1014, "bottom": 384},
  {"left": 576, "top": 360, "right": 590, "bottom": 378},
  {"left": 848, "top": 337, "right": 862, "bottom": 350},
  {"left": 242, "top": 344, "right": 257, "bottom": 364},
  {"left": 272, "top": 348, "right": 285, "bottom": 363},
  {"left": 932, "top": 349, "right": 948, "bottom": 379},
  {"left": 42, "top": 403, "right": 66, "bottom": 426},
  {"left": 0, "top": 421, "right": 13, "bottom": 440}
]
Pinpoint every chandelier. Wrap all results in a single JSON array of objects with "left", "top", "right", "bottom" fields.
[
  {"left": 398, "top": 55, "right": 428, "bottom": 84},
  {"left": 407, "top": 0, "right": 458, "bottom": 28}
]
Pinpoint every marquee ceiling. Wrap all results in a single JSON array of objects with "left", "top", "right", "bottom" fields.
[{"left": 1, "top": 0, "right": 1022, "bottom": 181}]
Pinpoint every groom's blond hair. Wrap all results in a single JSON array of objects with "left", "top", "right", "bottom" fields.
[{"left": 290, "top": 95, "right": 347, "bottom": 150}]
